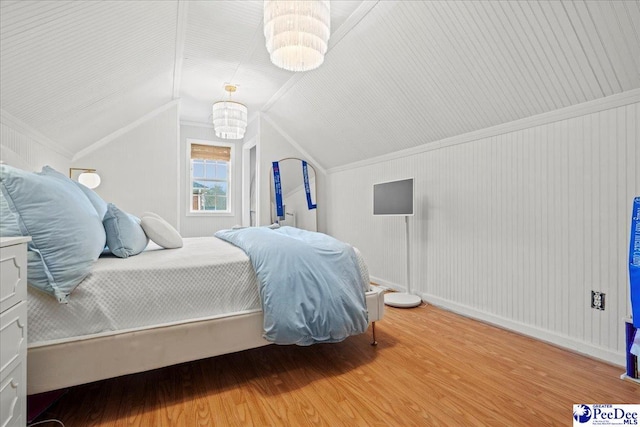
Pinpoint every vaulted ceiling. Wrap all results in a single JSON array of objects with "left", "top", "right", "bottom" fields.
[{"left": 1, "top": 0, "right": 639, "bottom": 169}]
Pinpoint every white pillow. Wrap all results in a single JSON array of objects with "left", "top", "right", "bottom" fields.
[
  {"left": 140, "top": 213, "right": 183, "bottom": 249},
  {"left": 141, "top": 211, "right": 162, "bottom": 220}
]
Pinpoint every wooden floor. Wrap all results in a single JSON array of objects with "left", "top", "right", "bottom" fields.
[{"left": 34, "top": 303, "right": 638, "bottom": 426}]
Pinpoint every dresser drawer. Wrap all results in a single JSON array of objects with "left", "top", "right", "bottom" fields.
[
  {"left": 0, "top": 301, "right": 27, "bottom": 377},
  {"left": 0, "top": 243, "right": 27, "bottom": 313},
  {"left": 0, "top": 359, "right": 26, "bottom": 427}
]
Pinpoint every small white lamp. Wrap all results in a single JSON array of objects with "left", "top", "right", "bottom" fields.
[{"left": 69, "top": 168, "right": 101, "bottom": 189}]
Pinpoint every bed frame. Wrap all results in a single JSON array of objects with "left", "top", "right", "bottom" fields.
[
  {"left": 1, "top": 150, "right": 385, "bottom": 395},
  {"left": 27, "top": 286, "right": 384, "bottom": 394}
]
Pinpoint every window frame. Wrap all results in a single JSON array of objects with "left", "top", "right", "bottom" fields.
[{"left": 186, "top": 138, "right": 235, "bottom": 217}]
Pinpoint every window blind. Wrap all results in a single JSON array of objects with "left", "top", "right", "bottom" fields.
[{"left": 191, "top": 144, "right": 231, "bottom": 162}]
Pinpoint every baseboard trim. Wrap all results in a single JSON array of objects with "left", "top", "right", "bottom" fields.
[
  {"left": 371, "top": 276, "right": 625, "bottom": 366},
  {"left": 421, "top": 293, "right": 624, "bottom": 367},
  {"left": 369, "top": 276, "right": 403, "bottom": 292}
]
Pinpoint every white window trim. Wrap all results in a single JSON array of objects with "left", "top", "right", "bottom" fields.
[{"left": 186, "top": 138, "right": 235, "bottom": 217}]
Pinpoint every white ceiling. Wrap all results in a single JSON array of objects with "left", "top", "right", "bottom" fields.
[{"left": 1, "top": 0, "right": 639, "bottom": 169}]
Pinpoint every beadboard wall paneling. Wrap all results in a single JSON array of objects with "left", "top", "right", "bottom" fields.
[
  {"left": 327, "top": 101, "right": 639, "bottom": 365},
  {"left": 266, "top": 0, "right": 640, "bottom": 169},
  {"left": 0, "top": 0, "right": 177, "bottom": 155},
  {"left": 73, "top": 105, "right": 180, "bottom": 227},
  {"left": 4, "top": 1, "right": 638, "bottom": 170},
  {"left": 0, "top": 123, "right": 70, "bottom": 172},
  {"left": 179, "top": 124, "right": 243, "bottom": 237}
]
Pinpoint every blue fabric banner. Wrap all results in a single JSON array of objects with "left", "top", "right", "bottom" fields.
[
  {"left": 302, "top": 161, "right": 317, "bottom": 210},
  {"left": 630, "top": 197, "right": 640, "bottom": 327},
  {"left": 272, "top": 161, "right": 284, "bottom": 218}
]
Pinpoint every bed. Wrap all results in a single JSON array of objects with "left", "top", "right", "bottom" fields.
[
  {"left": 26, "top": 238, "right": 384, "bottom": 394},
  {"left": 0, "top": 155, "right": 384, "bottom": 396}
]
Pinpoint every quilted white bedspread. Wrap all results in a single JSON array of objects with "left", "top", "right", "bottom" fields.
[{"left": 28, "top": 237, "right": 262, "bottom": 345}]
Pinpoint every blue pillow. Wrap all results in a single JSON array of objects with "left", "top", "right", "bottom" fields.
[
  {"left": 74, "top": 182, "right": 108, "bottom": 219},
  {"left": 39, "top": 166, "right": 108, "bottom": 219},
  {"left": 0, "top": 189, "right": 20, "bottom": 237},
  {"left": 0, "top": 164, "right": 106, "bottom": 303},
  {"left": 103, "top": 203, "right": 149, "bottom": 258}
]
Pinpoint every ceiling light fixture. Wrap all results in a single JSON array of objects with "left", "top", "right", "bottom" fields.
[
  {"left": 212, "top": 85, "right": 248, "bottom": 140},
  {"left": 264, "top": 0, "right": 330, "bottom": 72}
]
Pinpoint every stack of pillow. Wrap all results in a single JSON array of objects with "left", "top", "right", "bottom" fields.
[{"left": 0, "top": 164, "right": 182, "bottom": 303}]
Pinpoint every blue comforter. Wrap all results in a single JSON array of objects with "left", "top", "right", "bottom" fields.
[{"left": 215, "top": 226, "right": 368, "bottom": 345}]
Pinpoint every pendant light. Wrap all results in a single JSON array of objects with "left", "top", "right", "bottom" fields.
[
  {"left": 264, "top": 0, "right": 330, "bottom": 72},
  {"left": 212, "top": 85, "right": 248, "bottom": 140}
]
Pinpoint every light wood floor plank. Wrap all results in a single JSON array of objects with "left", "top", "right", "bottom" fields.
[{"left": 34, "top": 303, "right": 639, "bottom": 426}]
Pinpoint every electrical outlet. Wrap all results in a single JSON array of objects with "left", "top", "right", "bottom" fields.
[{"left": 591, "top": 291, "right": 605, "bottom": 310}]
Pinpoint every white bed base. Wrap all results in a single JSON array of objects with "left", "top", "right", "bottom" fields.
[{"left": 27, "top": 286, "right": 384, "bottom": 395}]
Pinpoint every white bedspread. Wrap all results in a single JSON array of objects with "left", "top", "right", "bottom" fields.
[{"left": 28, "top": 237, "right": 261, "bottom": 345}]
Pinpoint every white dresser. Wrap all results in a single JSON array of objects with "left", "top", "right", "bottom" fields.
[{"left": 0, "top": 236, "right": 30, "bottom": 427}]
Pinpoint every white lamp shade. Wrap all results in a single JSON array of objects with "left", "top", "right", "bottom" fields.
[
  {"left": 78, "top": 172, "right": 101, "bottom": 189},
  {"left": 212, "top": 100, "right": 248, "bottom": 140},
  {"left": 264, "top": 0, "right": 330, "bottom": 72}
]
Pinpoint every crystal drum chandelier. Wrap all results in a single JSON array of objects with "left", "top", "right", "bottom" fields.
[
  {"left": 212, "top": 85, "right": 248, "bottom": 140},
  {"left": 264, "top": 0, "right": 330, "bottom": 72}
]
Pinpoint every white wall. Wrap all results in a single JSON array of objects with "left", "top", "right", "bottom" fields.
[
  {"left": 327, "top": 93, "right": 639, "bottom": 365},
  {"left": 179, "top": 123, "right": 244, "bottom": 237},
  {"left": 73, "top": 104, "right": 179, "bottom": 227},
  {"left": 1, "top": 121, "right": 70, "bottom": 172}
]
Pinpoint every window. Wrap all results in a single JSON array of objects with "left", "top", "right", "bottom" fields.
[{"left": 188, "top": 140, "right": 233, "bottom": 214}]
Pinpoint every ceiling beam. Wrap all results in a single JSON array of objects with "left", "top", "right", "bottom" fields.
[{"left": 172, "top": 0, "right": 189, "bottom": 99}]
